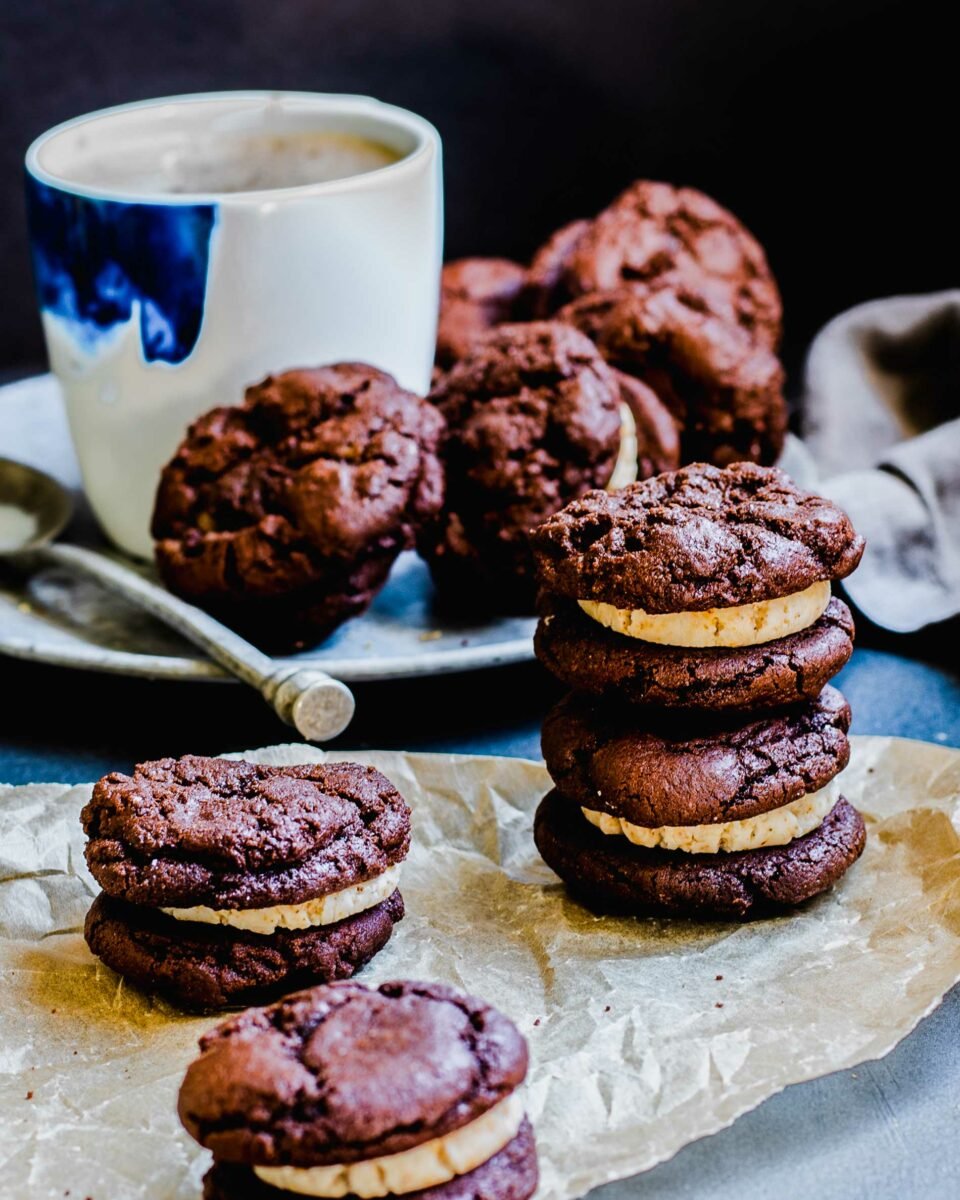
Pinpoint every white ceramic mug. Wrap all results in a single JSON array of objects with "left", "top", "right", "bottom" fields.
[{"left": 25, "top": 91, "right": 443, "bottom": 558}]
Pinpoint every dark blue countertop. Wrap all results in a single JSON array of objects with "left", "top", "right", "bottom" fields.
[{"left": 3, "top": 633, "right": 959, "bottom": 786}]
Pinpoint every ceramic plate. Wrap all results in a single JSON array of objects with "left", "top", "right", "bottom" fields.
[
  {"left": 0, "top": 374, "right": 538, "bottom": 681},
  {"left": 0, "top": 374, "right": 816, "bottom": 683}
]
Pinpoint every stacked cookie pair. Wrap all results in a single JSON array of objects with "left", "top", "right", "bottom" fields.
[
  {"left": 529, "top": 462, "right": 869, "bottom": 919},
  {"left": 82, "top": 756, "right": 410, "bottom": 1009}
]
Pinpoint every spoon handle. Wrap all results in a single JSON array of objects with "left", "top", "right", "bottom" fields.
[{"left": 38, "top": 543, "right": 355, "bottom": 742}]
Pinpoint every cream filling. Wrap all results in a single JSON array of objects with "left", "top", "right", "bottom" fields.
[
  {"left": 582, "top": 788, "right": 835, "bottom": 854},
  {"left": 254, "top": 1093, "right": 525, "bottom": 1198},
  {"left": 606, "top": 402, "right": 639, "bottom": 491},
  {"left": 579, "top": 580, "right": 831, "bottom": 648},
  {"left": 160, "top": 865, "right": 401, "bottom": 935}
]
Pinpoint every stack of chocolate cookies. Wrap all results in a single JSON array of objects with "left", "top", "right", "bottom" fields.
[{"left": 529, "top": 462, "right": 869, "bottom": 919}]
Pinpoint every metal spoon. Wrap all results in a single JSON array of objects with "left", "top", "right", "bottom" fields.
[{"left": 0, "top": 456, "right": 355, "bottom": 741}]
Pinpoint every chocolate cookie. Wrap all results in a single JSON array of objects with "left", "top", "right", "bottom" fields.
[
  {"left": 152, "top": 364, "right": 445, "bottom": 652},
  {"left": 535, "top": 594, "right": 855, "bottom": 713},
  {"left": 436, "top": 258, "right": 528, "bottom": 368},
  {"left": 525, "top": 219, "right": 592, "bottom": 317},
  {"left": 179, "top": 979, "right": 537, "bottom": 1200},
  {"left": 535, "top": 789, "right": 867, "bottom": 919},
  {"left": 420, "top": 321, "right": 622, "bottom": 609},
  {"left": 84, "top": 891, "right": 403, "bottom": 1012},
  {"left": 530, "top": 463, "right": 866, "bottom": 613},
  {"left": 541, "top": 685, "right": 851, "bottom": 827},
  {"left": 560, "top": 287, "right": 787, "bottom": 465},
  {"left": 81, "top": 756, "right": 411, "bottom": 1010},
  {"left": 614, "top": 370, "right": 681, "bottom": 479},
  {"left": 560, "top": 180, "right": 783, "bottom": 348}
]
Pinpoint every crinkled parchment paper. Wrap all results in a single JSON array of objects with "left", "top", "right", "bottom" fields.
[{"left": 2, "top": 736, "right": 960, "bottom": 1200}]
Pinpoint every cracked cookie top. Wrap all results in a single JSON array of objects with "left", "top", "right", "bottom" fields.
[
  {"left": 530, "top": 463, "right": 865, "bottom": 612},
  {"left": 541, "top": 685, "right": 851, "bottom": 826},
  {"left": 560, "top": 180, "right": 782, "bottom": 348},
  {"left": 177, "top": 979, "right": 529, "bottom": 1167},
  {"left": 82, "top": 756, "right": 411, "bottom": 909}
]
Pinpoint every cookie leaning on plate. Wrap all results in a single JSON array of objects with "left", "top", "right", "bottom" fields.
[
  {"left": 534, "top": 686, "right": 866, "bottom": 918},
  {"left": 530, "top": 462, "right": 865, "bottom": 713},
  {"left": 178, "top": 979, "right": 538, "bottom": 1200},
  {"left": 152, "top": 364, "right": 444, "bottom": 653},
  {"left": 81, "top": 756, "right": 410, "bottom": 1010}
]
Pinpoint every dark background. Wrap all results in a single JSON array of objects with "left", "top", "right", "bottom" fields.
[{"left": 0, "top": 0, "right": 955, "bottom": 380}]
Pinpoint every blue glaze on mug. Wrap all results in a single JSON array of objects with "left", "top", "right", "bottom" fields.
[{"left": 25, "top": 175, "right": 216, "bottom": 364}]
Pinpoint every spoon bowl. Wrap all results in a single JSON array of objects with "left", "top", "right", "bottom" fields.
[{"left": 0, "top": 457, "right": 73, "bottom": 553}]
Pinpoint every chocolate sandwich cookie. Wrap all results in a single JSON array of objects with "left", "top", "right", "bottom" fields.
[
  {"left": 152, "top": 364, "right": 444, "bottom": 652},
  {"left": 530, "top": 464, "right": 864, "bottom": 702},
  {"left": 541, "top": 685, "right": 851, "bottom": 828},
  {"left": 436, "top": 258, "right": 528, "bottom": 368},
  {"left": 81, "top": 756, "right": 410, "bottom": 1010},
  {"left": 535, "top": 686, "right": 864, "bottom": 918},
  {"left": 420, "top": 321, "right": 622, "bottom": 609},
  {"left": 560, "top": 286, "right": 787, "bottom": 465},
  {"left": 535, "top": 789, "right": 866, "bottom": 919},
  {"left": 558, "top": 180, "right": 783, "bottom": 348},
  {"left": 534, "top": 593, "right": 856, "bottom": 713},
  {"left": 178, "top": 979, "right": 538, "bottom": 1200}
]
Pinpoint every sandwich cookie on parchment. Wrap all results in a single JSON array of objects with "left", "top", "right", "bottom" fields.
[
  {"left": 177, "top": 979, "right": 538, "bottom": 1200},
  {"left": 531, "top": 462, "right": 865, "bottom": 713},
  {"left": 81, "top": 756, "right": 409, "bottom": 1010},
  {"left": 534, "top": 685, "right": 865, "bottom": 919}
]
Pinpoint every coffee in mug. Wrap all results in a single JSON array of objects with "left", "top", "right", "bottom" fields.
[{"left": 64, "top": 130, "right": 404, "bottom": 196}]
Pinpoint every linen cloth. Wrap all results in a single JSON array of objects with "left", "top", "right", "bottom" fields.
[{"left": 802, "top": 290, "right": 960, "bottom": 631}]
